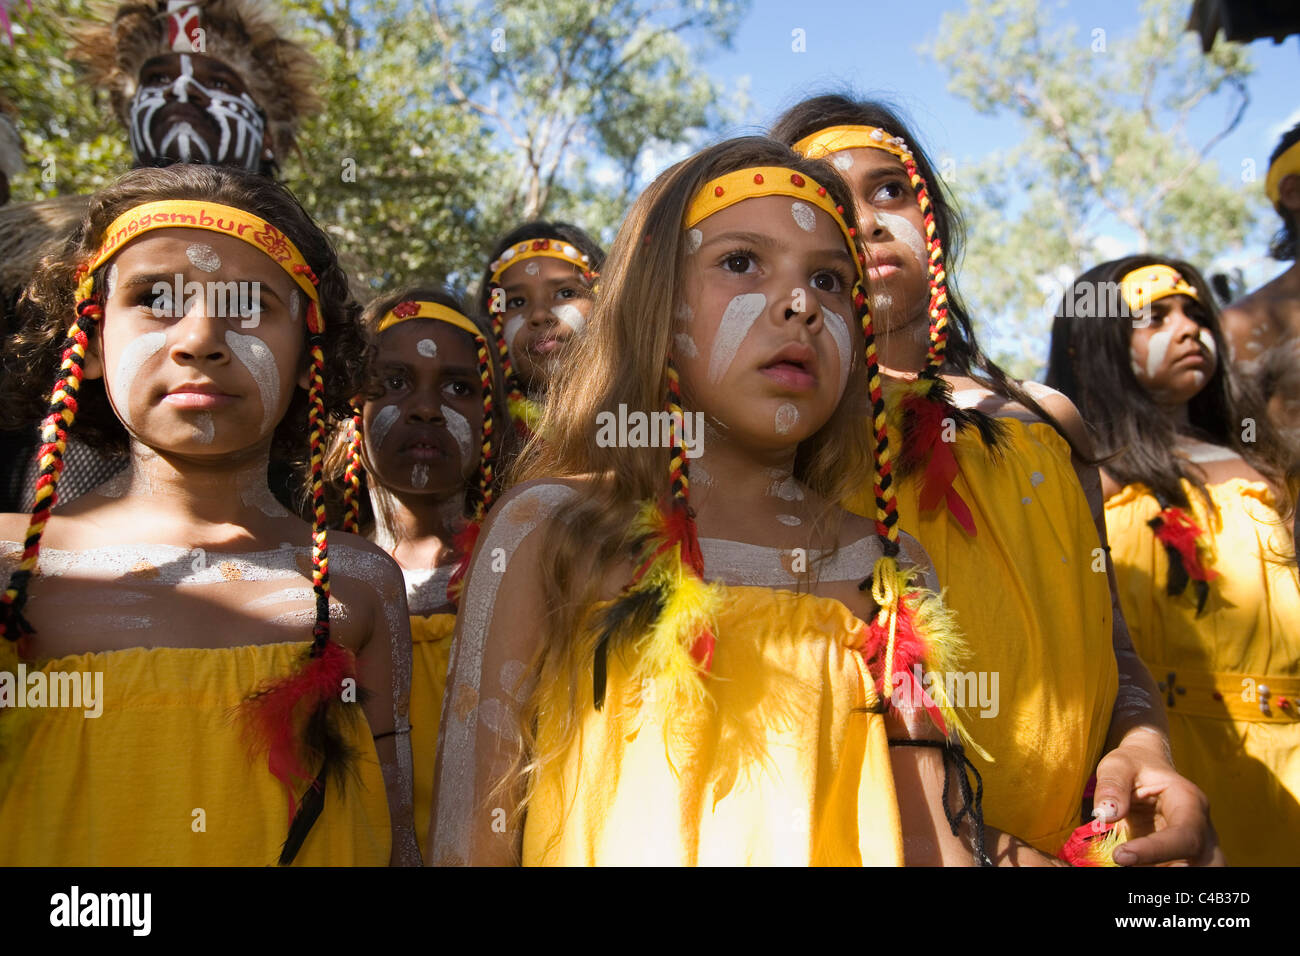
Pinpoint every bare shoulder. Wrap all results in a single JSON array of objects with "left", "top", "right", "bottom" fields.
[{"left": 1018, "top": 381, "right": 1096, "bottom": 458}]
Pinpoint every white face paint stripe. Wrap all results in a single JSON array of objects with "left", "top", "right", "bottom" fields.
[
  {"left": 411, "top": 463, "right": 430, "bottom": 488},
  {"left": 185, "top": 243, "right": 221, "bottom": 273},
  {"left": 875, "top": 211, "right": 925, "bottom": 266},
  {"left": 822, "top": 306, "right": 852, "bottom": 398},
  {"left": 416, "top": 338, "right": 438, "bottom": 358},
  {"left": 368, "top": 404, "right": 400, "bottom": 453},
  {"left": 224, "top": 331, "right": 280, "bottom": 433},
  {"left": 1143, "top": 329, "right": 1174, "bottom": 380},
  {"left": 673, "top": 333, "right": 699, "bottom": 358},
  {"left": 105, "top": 264, "right": 119, "bottom": 300},
  {"left": 774, "top": 402, "right": 799, "bottom": 434},
  {"left": 504, "top": 315, "right": 525, "bottom": 353},
  {"left": 685, "top": 229, "right": 703, "bottom": 254},
  {"left": 443, "top": 405, "right": 474, "bottom": 464},
  {"left": 708, "top": 293, "right": 767, "bottom": 383},
  {"left": 1198, "top": 328, "right": 1217, "bottom": 361},
  {"left": 551, "top": 303, "right": 586, "bottom": 333},
  {"left": 111, "top": 332, "right": 168, "bottom": 430}
]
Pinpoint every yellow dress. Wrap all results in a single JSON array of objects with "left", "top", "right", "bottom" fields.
[
  {"left": 410, "top": 613, "right": 455, "bottom": 863},
  {"left": 0, "top": 642, "right": 391, "bottom": 866},
  {"left": 522, "top": 586, "right": 906, "bottom": 866},
  {"left": 846, "top": 416, "right": 1118, "bottom": 853},
  {"left": 1105, "top": 478, "right": 1300, "bottom": 865}
]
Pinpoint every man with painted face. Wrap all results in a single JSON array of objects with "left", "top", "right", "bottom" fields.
[{"left": 0, "top": 0, "right": 320, "bottom": 510}]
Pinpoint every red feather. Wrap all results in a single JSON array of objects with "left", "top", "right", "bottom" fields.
[
  {"left": 1058, "top": 820, "right": 1119, "bottom": 866},
  {"left": 690, "top": 627, "right": 716, "bottom": 671},
  {"left": 1153, "top": 508, "right": 1218, "bottom": 582},
  {"left": 242, "top": 640, "right": 356, "bottom": 822},
  {"left": 903, "top": 395, "right": 976, "bottom": 536},
  {"left": 862, "top": 598, "right": 941, "bottom": 726},
  {"left": 447, "top": 520, "right": 483, "bottom": 607}
]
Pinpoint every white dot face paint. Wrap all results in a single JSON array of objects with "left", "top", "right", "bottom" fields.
[
  {"left": 774, "top": 402, "right": 799, "bottom": 434},
  {"left": 411, "top": 463, "right": 430, "bottom": 489},
  {"left": 416, "top": 338, "right": 438, "bottom": 358},
  {"left": 790, "top": 201, "right": 817, "bottom": 233},
  {"left": 708, "top": 293, "right": 767, "bottom": 384},
  {"left": 442, "top": 404, "right": 474, "bottom": 465},
  {"left": 185, "top": 242, "right": 221, "bottom": 273},
  {"left": 822, "top": 306, "right": 852, "bottom": 399},
  {"left": 674, "top": 332, "right": 699, "bottom": 358},
  {"left": 524, "top": 261, "right": 540, "bottom": 276},
  {"left": 767, "top": 473, "right": 804, "bottom": 501},
  {"left": 776, "top": 514, "right": 801, "bottom": 526},
  {"left": 676, "top": 302, "right": 693, "bottom": 325},
  {"left": 224, "top": 331, "right": 280, "bottom": 433},
  {"left": 551, "top": 303, "right": 586, "bottom": 333},
  {"left": 1143, "top": 328, "right": 1175, "bottom": 380},
  {"left": 193, "top": 411, "right": 215, "bottom": 444},
  {"left": 289, "top": 289, "right": 302, "bottom": 322},
  {"left": 105, "top": 264, "right": 119, "bottom": 300},
  {"left": 685, "top": 229, "right": 702, "bottom": 254},
  {"left": 504, "top": 315, "right": 525, "bottom": 354},
  {"left": 368, "top": 403, "right": 400, "bottom": 454},
  {"left": 832, "top": 153, "right": 854, "bottom": 171},
  {"left": 875, "top": 211, "right": 926, "bottom": 267},
  {"left": 110, "top": 332, "right": 168, "bottom": 430}
]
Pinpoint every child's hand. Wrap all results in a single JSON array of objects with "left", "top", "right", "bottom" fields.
[{"left": 1093, "top": 736, "right": 1224, "bottom": 866}]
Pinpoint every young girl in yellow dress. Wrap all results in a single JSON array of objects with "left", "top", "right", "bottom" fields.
[
  {"left": 0, "top": 164, "right": 419, "bottom": 865},
  {"left": 478, "top": 221, "right": 604, "bottom": 435},
  {"left": 1047, "top": 255, "right": 1300, "bottom": 865},
  {"left": 429, "top": 136, "right": 1062, "bottom": 866},
  {"left": 774, "top": 94, "right": 1218, "bottom": 863},
  {"left": 326, "top": 286, "right": 506, "bottom": 862}
]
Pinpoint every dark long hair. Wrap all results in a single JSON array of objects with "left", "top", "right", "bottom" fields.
[
  {"left": 1045, "top": 254, "right": 1293, "bottom": 515},
  {"left": 476, "top": 219, "right": 606, "bottom": 312},
  {"left": 770, "top": 92, "right": 1081, "bottom": 456},
  {"left": 1269, "top": 121, "right": 1300, "bottom": 262}
]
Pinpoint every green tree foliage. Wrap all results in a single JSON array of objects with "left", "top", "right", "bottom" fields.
[
  {"left": 1, "top": 0, "right": 747, "bottom": 299},
  {"left": 928, "top": 0, "right": 1262, "bottom": 373}
]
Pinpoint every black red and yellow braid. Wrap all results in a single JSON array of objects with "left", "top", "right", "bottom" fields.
[
  {"left": 341, "top": 408, "right": 365, "bottom": 534},
  {"left": 0, "top": 275, "right": 101, "bottom": 654},
  {"left": 445, "top": 322, "right": 498, "bottom": 604},
  {"left": 901, "top": 154, "right": 951, "bottom": 379},
  {"left": 487, "top": 283, "right": 543, "bottom": 438}
]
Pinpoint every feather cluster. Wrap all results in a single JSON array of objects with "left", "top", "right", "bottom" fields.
[
  {"left": 591, "top": 499, "right": 721, "bottom": 716},
  {"left": 1149, "top": 507, "right": 1218, "bottom": 615},
  {"left": 1057, "top": 818, "right": 1132, "bottom": 866}
]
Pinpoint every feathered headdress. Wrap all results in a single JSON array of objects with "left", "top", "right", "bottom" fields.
[{"left": 69, "top": 1, "right": 322, "bottom": 162}]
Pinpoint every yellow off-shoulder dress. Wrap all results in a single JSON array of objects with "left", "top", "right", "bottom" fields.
[
  {"left": 0, "top": 643, "right": 391, "bottom": 866},
  {"left": 410, "top": 613, "right": 455, "bottom": 863},
  {"left": 845, "top": 416, "right": 1118, "bottom": 853},
  {"left": 1105, "top": 478, "right": 1300, "bottom": 865},
  {"left": 521, "top": 585, "right": 905, "bottom": 866}
]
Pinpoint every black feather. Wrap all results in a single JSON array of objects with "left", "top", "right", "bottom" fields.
[
  {"left": 278, "top": 765, "right": 328, "bottom": 865},
  {"left": 591, "top": 587, "right": 664, "bottom": 710},
  {"left": 1193, "top": 579, "right": 1210, "bottom": 617}
]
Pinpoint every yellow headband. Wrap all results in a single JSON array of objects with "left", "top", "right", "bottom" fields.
[
  {"left": 488, "top": 238, "right": 595, "bottom": 286},
  {"left": 376, "top": 300, "right": 481, "bottom": 339},
  {"left": 1119, "top": 264, "right": 1199, "bottom": 314},
  {"left": 684, "top": 166, "right": 865, "bottom": 283},
  {"left": 792, "top": 125, "right": 914, "bottom": 162},
  {"left": 82, "top": 200, "right": 322, "bottom": 329},
  {"left": 1266, "top": 140, "right": 1300, "bottom": 206}
]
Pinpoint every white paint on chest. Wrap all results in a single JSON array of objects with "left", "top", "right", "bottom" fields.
[
  {"left": 225, "top": 331, "right": 281, "bottom": 433},
  {"left": 708, "top": 293, "right": 767, "bottom": 383}
]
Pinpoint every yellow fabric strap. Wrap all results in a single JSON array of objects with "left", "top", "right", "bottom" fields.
[
  {"left": 489, "top": 238, "right": 594, "bottom": 285},
  {"left": 84, "top": 200, "right": 319, "bottom": 306},
  {"left": 1119, "top": 264, "right": 1199, "bottom": 314},
  {"left": 685, "top": 166, "right": 864, "bottom": 286},
  {"left": 376, "top": 301, "right": 481, "bottom": 338},
  {"left": 1266, "top": 140, "right": 1300, "bottom": 205},
  {"left": 1148, "top": 665, "right": 1300, "bottom": 723},
  {"left": 792, "top": 125, "right": 913, "bottom": 162}
]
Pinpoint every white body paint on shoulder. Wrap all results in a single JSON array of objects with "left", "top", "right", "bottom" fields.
[
  {"left": 709, "top": 293, "right": 767, "bottom": 383},
  {"left": 224, "top": 331, "right": 280, "bottom": 433}
]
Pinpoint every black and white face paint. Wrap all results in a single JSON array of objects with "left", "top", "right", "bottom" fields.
[{"left": 128, "top": 54, "right": 266, "bottom": 171}]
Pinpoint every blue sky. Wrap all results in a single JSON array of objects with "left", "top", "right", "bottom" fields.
[{"left": 637, "top": 0, "right": 1299, "bottom": 287}]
